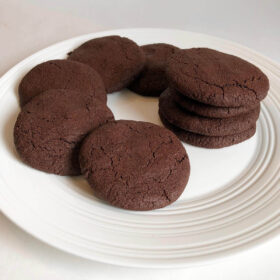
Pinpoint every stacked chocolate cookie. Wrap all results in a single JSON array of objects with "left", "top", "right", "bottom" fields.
[
  {"left": 129, "top": 43, "right": 179, "bottom": 96},
  {"left": 159, "top": 48, "right": 269, "bottom": 148}
]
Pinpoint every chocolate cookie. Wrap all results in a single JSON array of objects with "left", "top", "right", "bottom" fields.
[
  {"left": 172, "top": 88, "right": 259, "bottom": 118},
  {"left": 129, "top": 43, "right": 179, "bottom": 96},
  {"left": 14, "top": 89, "right": 114, "bottom": 175},
  {"left": 166, "top": 48, "right": 269, "bottom": 107},
  {"left": 79, "top": 120, "right": 190, "bottom": 210},
  {"left": 160, "top": 113, "right": 256, "bottom": 149},
  {"left": 159, "top": 89, "right": 260, "bottom": 136},
  {"left": 68, "top": 36, "right": 145, "bottom": 93},
  {"left": 19, "top": 59, "right": 106, "bottom": 106}
]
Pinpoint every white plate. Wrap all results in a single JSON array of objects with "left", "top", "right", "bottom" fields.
[{"left": 0, "top": 28, "right": 279, "bottom": 268}]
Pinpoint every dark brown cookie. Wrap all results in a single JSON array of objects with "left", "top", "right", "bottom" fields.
[
  {"left": 159, "top": 89, "right": 260, "bottom": 136},
  {"left": 79, "top": 120, "right": 190, "bottom": 211},
  {"left": 129, "top": 43, "right": 179, "bottom": 96},
  {"left": 68, "top": 36, "right": 145, "bottom": 93},
  {"left": 160, "top": 113, "right": 256, "bottom": 149},
  {"left": 166, "top": 48, "right": 269, "bottom": 107},
  {"left": 172, "top": 88, "right": 259, "bottom": 118},
  {"left": 18, "top": 59, "right": 106, "bottom": 106},
  {"left": 14, "top": 89, "right": 114, "bottom": 176}
]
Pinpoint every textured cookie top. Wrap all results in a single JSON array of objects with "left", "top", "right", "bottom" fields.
[
  {"left": 129, "top": 43, "right": 179, "bottom": 96},
  {"left": 68, "top": 36, "right": 145, "bottom": 93},
  {"left": 166, "top": 48, "right": 269, "bottom": 107},
  {"left": 19, "top": 59, "right": 106, "bottom": 106},
  {"left": 14, "top": 89, "right": 114, "bottom": 176},
  {"left": 159, "top": 89, "right": 260, "bottom": 136},
  {"left": 79, "top": 120, "right": 190, "bottom": 210}
]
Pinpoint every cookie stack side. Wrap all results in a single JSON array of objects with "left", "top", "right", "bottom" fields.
[{"left": 160, "top": 48, "right": 269, "bottom": 148}]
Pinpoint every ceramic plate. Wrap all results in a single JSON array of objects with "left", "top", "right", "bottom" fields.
[{"left": 0, "top": 28, "right": 279, "bottom": 268}]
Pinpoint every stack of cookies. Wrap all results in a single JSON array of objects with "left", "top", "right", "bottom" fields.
[{"left": 159, "top": 48, "right": 269, "bottom": 148}]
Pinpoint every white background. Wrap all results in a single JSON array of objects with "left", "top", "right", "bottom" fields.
[{"left": 0, "top": 0, "right": 279, "bottom": 279}]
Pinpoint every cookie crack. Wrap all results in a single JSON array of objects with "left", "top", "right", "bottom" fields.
[
  {"left": 146, "top": 134, "right": 173, "bottom": 167},
  {"left": 177, "top": 155, "right": 186, "bottom": 163},
  {"left": 118, "top": 41, "right": 134, "bottom": 62},
  {"left": 163, "top": 189, "right": 171, "bottom": 202},
  {"left": 49, "top": 62, "right": 62, "bottom": 70},
  {"left": 231, "top": 79, "right": 258, "bottom": 100},
  {"left": 59, "top": 137, "right": 77, "bottom": 146}
]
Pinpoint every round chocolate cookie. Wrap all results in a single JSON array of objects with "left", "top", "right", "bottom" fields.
[
  {"left": 159, "top": 89, "right": 260, "bottom": 136},
  {"left": 160, "top": 113, "right": 256, "bottom": 149},
  {"left": 68, "top": 36, "right": 145, "bottom": 93},
  {"left": 172, "top": 88, "right": 259, "bottom": 118},
  {"left": 166, "top": 48, "right": 269, "bottom": 107},
  {"left": 19, "top": 59, "right": 106, "bottom": 106},
  {"left": 129, "top": 43, "right": 179, "bottom": 96},
  {"left": 79, "top": 120, "right": 190, "bottom": 211},
  {"left": 14, "top": 89, "right": 114, "bottom": 175}
]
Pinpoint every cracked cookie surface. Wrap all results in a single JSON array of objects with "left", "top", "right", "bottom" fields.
[
  {"left": 68, "top": 36, "right": 145, "bottom": 93},
  {"left": 19, "top": 59, "right": 106, "bottom": 106},
  {"left": 159, "top": 89, "right": 260, "bottom": 136},
  {"left": 14, "top": 89, "right": 114, "bottom": 176},
  {"left": 79, "top": 120, "right": 190, "bottom": 210},
  {"left": 160, "top": 113, "right": 256, "bottom": 149},
  {"left": 166, "top": 48, "right": 269, "bottom": 107},
  {"left": 172, "top": 88, "right": 259, "bottom": 118},
  {"left": 129, "top": 43, "right": 179, "bottom": 96}
]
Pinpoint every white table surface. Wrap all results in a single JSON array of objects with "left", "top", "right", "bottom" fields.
[{"left": 0, "top": 0, "right": 279, "bottom": 279}]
